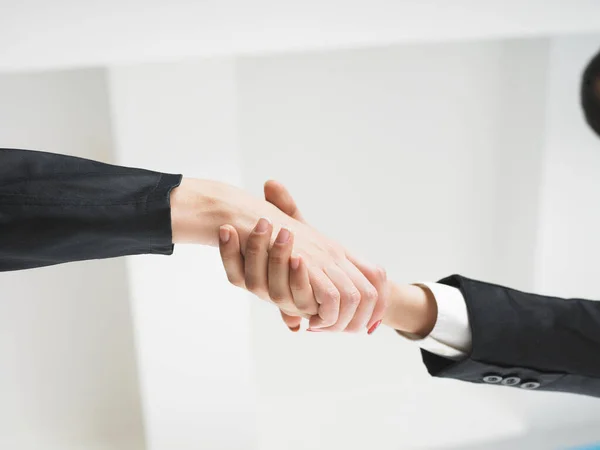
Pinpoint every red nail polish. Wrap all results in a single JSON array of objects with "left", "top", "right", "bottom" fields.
[
  {"left": 289, "top": 325, "right": 300, "bottom": 332},
  {"left": 367, "top": 320, "right": 382, "bottom": 335}
]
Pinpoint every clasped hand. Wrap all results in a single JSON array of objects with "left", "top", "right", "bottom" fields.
[{"left": 218, "top": 181, "right": 388, "bottom": 334}]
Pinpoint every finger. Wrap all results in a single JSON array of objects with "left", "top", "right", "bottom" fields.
[
  {"left": 244, "top": 217, "right": 273, "bottom": 298},
  {"left": 219, "top": 225, "right": 245, "bottom": 288},
  {"left": 280, "top": 310, "right": 302, "bottom": 332},
  {"left": 290, "top": 254, "right": 318, "bottom": 316},
  {"left": 307, "top": 268, "right": 340, "bottom": 329},
  {"left": 332, "top": 259, "right": 379, "bottom": 333},
  {"left": 309, "top": 265, "right": 358, "bottom": 331},
  {"left": 366, "top": 267, "right": 388, "bottom": 333},
  {"left": 268, "top": 227, "right": 296, "bottom": 311},
  {"left": 347, "top": 253, "right": 389, "bottom": 332},
  {"left": 264, "top": 180, "right": 306, "bottom": 223}
]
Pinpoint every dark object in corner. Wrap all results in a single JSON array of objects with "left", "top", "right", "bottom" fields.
[{"left": 581, "top": 47, "right": 600, "bottom": 138}]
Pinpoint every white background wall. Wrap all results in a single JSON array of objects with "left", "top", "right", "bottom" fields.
[
  {"left": 108, "top": 60, "right": 258, "bottom": 450},
  {"left": 238, "top": 40, "right": 545, "bottom": 450},
  {"left": 523, "top": 33, "right": 600, "bottom": 434},
  {"left": 2, "top": 0, "right": 600, "bottom": 71},
  {"left": 1, "top": 4, "right": 600, "bottom": 449},
  {"left": 0, "top": 70, "right": 145, "bottom": 450}
]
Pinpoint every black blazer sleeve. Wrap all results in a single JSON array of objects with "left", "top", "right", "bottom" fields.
[
  {"left": 421, "top": 275, "right": 600, "bottom": 398},
  {"left": 0, "top": 148, "right": 182, "bottom": 272}
]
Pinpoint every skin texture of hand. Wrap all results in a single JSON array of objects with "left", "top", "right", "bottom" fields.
[
  {"left": 170, "top": 178, "right": 380, "bottom": 329},
  {"left": 218, "top": 180, "right": 439, "bottom": 337},
  {"left": 384, "top": 283, "right": 438, "bottom": 337},
  {"left": 218, "top": 180, "right": 389, "bottom": 333},
  {"left": 259, "top": 181, "right": 439, "bottom": 336}
]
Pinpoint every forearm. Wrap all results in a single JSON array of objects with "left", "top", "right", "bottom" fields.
[
  {"left": 419, "top": 275, "right": 600, "bottom": 397},
  {"left": 170, "top": 178, "right": 233, "bottom": 246},
  {"left": 383, "top": 282, "right": 438, "bottom": 336},
  {"left": 170, "top": 178, "right": 286, "bottom": 248}
]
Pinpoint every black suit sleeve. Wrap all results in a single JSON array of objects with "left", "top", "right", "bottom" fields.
[
  {"left": 420, "top": 275, "right": 600, "bottom": 397},
  {"left": 0, "top": 148, "right": 183, "bottom": 272}
]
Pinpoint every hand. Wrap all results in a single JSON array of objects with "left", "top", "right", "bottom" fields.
[
  {"left": 218, "top": 180, "right": 389, "bottom": 333},
  {"left": 170, "top": 178, "right": 381, "bottom": 330}
]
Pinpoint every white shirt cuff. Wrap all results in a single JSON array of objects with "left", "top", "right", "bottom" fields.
[{"left": 397, "top": 283, "right": 472, "bottom": 360}]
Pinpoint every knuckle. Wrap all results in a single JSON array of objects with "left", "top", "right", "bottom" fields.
[
  {"left": 297, "top": 302, "right": 316, "bottom": 315},
  {"left": 290, "top": 279, "right": 305, "bottom": 291},
  {"left": 363, "top": 287, "right": 378, "bottom": 303},
  {"left": 220, "top": 252, "right": 237, "bottom": 262},
  {"left": 244, "top": 277, "right": 263, "bottom": 293},
  {"left": 269, "top": 290, "right": 288, "bottom": 303},
  {"left": 346, "top": 289, "right": 361, "bottom": 306},
  {"left": 226, "top": 274, "right": 245, "bottom": 288},
  {"left": 269, "top": 252, "right": 287, "bottom": 266},
  {"left": 315, "top": 314, "right": 331, "bottom": 328},
  {"left": 325, "top": 288, "right": 341, "bottom": 304},
  {"left": 329, "top": 247, "right": 345, "bottom": 259},
  {"left": 245, "top": 239, "right": 264, "bottom": 256},
  {"left": 300, "top": 306, "right": 319, "bottom": 318}
]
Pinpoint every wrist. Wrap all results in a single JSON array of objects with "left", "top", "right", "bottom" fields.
[
  {"left": 383, "top": 283, "right": 437, "bottom": 337},
  {"left": 170, "top": 178, "right": 281, "bottom": 248},
  {"left": 170, "top": 178, "right": 234, "bottom": 246}
]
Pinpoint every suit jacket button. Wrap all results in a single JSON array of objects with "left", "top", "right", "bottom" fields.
[
  {"left": 501, "top": 376, "right": 521, "bottom": 386},
  {"left": 482, "top": 374, "right": 503, "bottom": 384},
  {"left": 520, "top": 381, "right": 541, "bottom": 390}
]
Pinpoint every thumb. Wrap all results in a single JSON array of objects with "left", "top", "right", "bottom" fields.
[
  {"left": 264, "top": 180, "right": 306, "bottom": 223},
  {"left": 280, "top": 311, "right": 302, "bottom": 332}
]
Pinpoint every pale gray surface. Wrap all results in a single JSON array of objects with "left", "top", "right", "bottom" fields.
[
  {"left": 238, "top": 40, "right": 544, "bottom": 449},
  {"left": 443, "top": 422, "right": 600, "bottom": 450},
  {"left": 1, "top": 35, "right": 600, "bottom": 450},
  {"left": 0, "top": 69, "right": 145, "bottom": 449}
]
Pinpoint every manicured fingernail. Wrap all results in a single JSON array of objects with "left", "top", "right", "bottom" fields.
[
  {"left": 307, "top": 328, "right": 323, "bottom": 332},
  {"left": 255, "top": 217, "right": 270, "bottom": 233},
  {"left": 219, "top": 226, "right": 230, "bottom": 243},
  {"left": 367, "top": 320, "right": 382, "bottom": 335},
  {"left": 276, "top": 228, "right": 291, "bottom": 244},
  {"left": 290, "top": 255, "right": 300, "bottom": 270},
  {"left": 289, "top": 325, "right": 300, "bottom": 332}
]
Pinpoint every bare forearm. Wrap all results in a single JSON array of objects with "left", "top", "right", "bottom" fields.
[
  {"left": 170, "top": 178, "right": 231, "bottom": 246},
  {"left": 383, "top": 283, "right": 437, "bottom": 336},
  {"left": 170, "top": 178, "right": 284, "bottom": 247}
]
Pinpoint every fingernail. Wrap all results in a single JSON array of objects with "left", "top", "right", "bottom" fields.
[
  {"left": 289, "top": 325, "right": 300, "bottom": 332},
  {"left": 307, "top": 328, "right": 323, "bottom": 333},
  {"left": 290, "top": 255, "right": 300, "bottom": 270},
  {"left": 255, "top": 217, "right": 270, "bottom": 234},
  {"left": 276, "top": 228, "right": 291, "bottom": 244},
  {"left": 219, "top": 226, "right": 230, "bottom": 243},
  {"left": 367, "top": 320, "right": 382, "bottom": 335}
]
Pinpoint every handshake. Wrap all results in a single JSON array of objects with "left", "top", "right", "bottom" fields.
[{"left": 170, "top": 178, "right": 437, "bottom": 336}]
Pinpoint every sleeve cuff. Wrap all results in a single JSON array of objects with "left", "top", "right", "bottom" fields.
[
  {"left": 145, "top": 172, "right": 183, "bottom": 255},
  {"left": 396, "top": 282, "right": 472, "bottom": 360}
]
